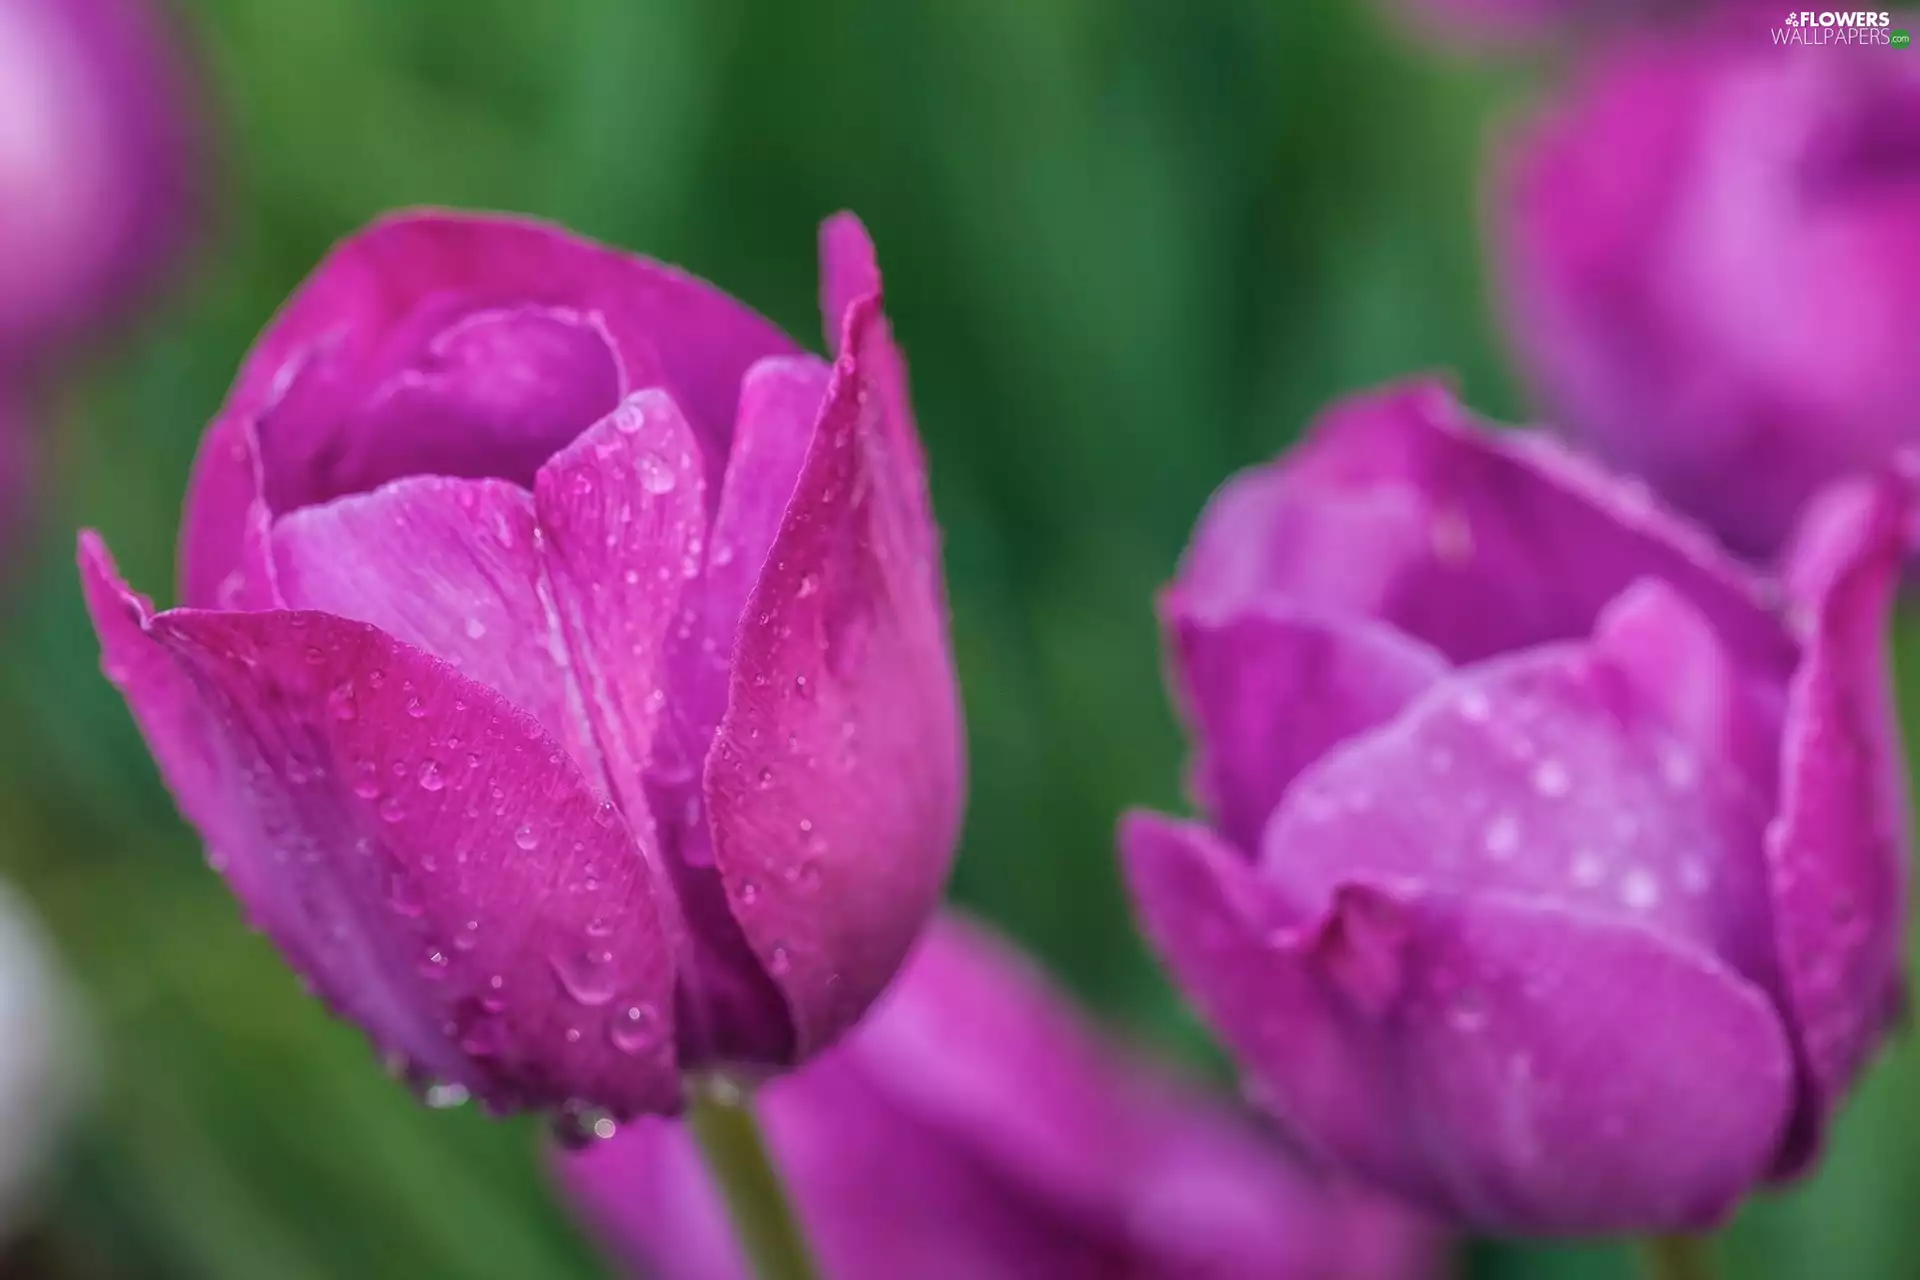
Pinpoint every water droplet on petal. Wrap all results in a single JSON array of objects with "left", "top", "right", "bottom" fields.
[
  {"left": 388, "top": 872, "right": 423, "bottom": 918},
  {"left": 1620, "top": 868, "right": 1661, "bottom": 910},
  {"left": 1483, "top": 811, "right": 1520, "bottom": 860},
  {"left": 1678, "top": 858, "right": 1711, "bottom": 895},
  {"left": 550, "top": 949, "right": 618, "bottom": 1006},
  {"left": 610, "top": 1002, "right": 660, "bottom": 1054},
  {"left": 465, "top": 618, "right": 487, "bottom": 641},
  {"left": 551, "top": 1101, "right": 618, "bottom": 1149},
  {"left": 769, "top": 945, "right": 792, "bottom": 976},
  {"left": 418, "top": 760, "right": 446, "bottom": 792},
  {"left": 639, "top": 454, "right": 677, "bottom": 494},
  {"left": 514, "top": 825, "right": 539, "bottom": 851},
  {"left": 1531, "top": 759, "right": 1570, "bottom": 798},
  {"left": 329, "top": 683, "right": 358, "bottom": 720}
]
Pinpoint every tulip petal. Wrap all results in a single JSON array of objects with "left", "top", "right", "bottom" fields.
[
  {"left": 533, "top": 391, "right": 795, "bottom": 1063},
  {"left": 666, "top": 356, "right": 834, "bottom": 770},
  {"left": 1164, "top": 599, "right": 1448, "bottom": 854},
  {"left": 1122, "top": 812, "right": 1794, "bottom": 1232},
  {"left": 819, "top": 212, "right": 880, "bottom": 358},
  {"left": 1176, "top": 379, "right": 1794, "bottom": 676},
  {"left": 270, "top": 477, "right": 606, "bottom": 783},
  {"left": 1590, "top": 578, "right": 1784, "bottom": 811},
  {"left": 705, "top": 296, "right": 963, "bottom": 1056},
  {"left": 182, "top": 212, "right": 800, "bottom": 602},
  {"left": 82, "top": 535, "right": 681, "bottom": 1114},
  {"left": 846, "top": 916, "right": 1144, "bottom": 1221},
  {"left": 259, "top": 302, "right": 626, "bottom": 514},
  {"left": 1260, "top": 640, "right": 1779, "bottom": 997},
  {"left": 1766, "top": 474, "right": 1913, "bottom": 1160},
  {"left": 815, "top": 213, "right": 935, "bottom": 553},
  {"left": 566, "top": 1067, "right": 1098, "bottom": 1280}
]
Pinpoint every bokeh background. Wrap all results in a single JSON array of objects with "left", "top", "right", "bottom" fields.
[{"left": 5, "top": 0, "right": 1916, "bottom": 1276}]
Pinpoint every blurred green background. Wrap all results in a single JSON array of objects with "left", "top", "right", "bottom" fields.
[{"left": 6, "top": 0, "right": 1917, "bottom": 1276}]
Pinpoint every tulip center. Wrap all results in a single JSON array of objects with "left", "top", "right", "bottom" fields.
[{"left": 259, "top": 304, "right": 626, "bottom": 516}]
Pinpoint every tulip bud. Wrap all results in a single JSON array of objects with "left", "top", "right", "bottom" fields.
[
  {"left": 1124, "top": 380, "right": 1912, "bottom": 1232},
  {"left": 81, "top": 211, "right": 964, "bottom": 1119}
]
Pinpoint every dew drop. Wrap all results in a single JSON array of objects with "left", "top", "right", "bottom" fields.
[
  {"left": 418, "top": 948, "right": 450, "bottom": 980},
  {"left": 797, "top": 573, "right": 819, "bottom": 599},
  {"left": 514, "top": 824, "right": 539, "bottom": 851},
  {"left": 610, "top": 1002, "right": 660, "bottom": 1054},
  {"left": 1531, "top": 759, "right": 1570, "bottom": 798},
  {"left": 406, "top": 697, "right": 427, "bottom": 719},
  {"left": 551, "top": 1102, "right": 618, "bottom": 1149},
  {"left": 1620, "top": 868, "right": 1662, "bottom": 910},
  {"left": 452, "top": 920, "right": 481, "bottom": 952},
  {"left": 1483, "top": 811, "right": 1520, "bottom": 860},
  {"left": 639, "top": 453, "right": 677, "bottom": 494},
  {"left": 1678, "top": 858, "right": 1711, "bottom": 895},
  {"left": 1447, "top": 993, "right": 1489, "bottom": 1034},
  {"left": 465, "top": 618, "right": 488, "bottom": 641},
  {"left": 1659, "top": 744, "right": 1698, "bottom": 791},
  {"left": 387, "top": 872, "right": 423, "bottom": 918},
  {"left": 329, "top": 683, "right": 358, "bottom": 721},
  {"left": 769, "top": 945, "right": 792, "bottom": 976},
  {"left": 550, "top": 949, "right": 618, "bottom": 1006},
  {"left": 418, "top": 760, "right": 446, "bottom": 792}
]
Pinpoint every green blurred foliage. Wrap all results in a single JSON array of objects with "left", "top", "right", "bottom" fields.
[{"left": 3, "top": 0, "right": 1913, "bottom": 1276}]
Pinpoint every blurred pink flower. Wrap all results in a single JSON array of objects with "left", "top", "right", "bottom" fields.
[
  {"left": 563, "top": 914, "right": 1442, "bottom": 1280},
  {"left": 80, "top": 210, "right": 963, "bottom": 1120},
  {"left": 1496, "top": 28, "right": 1920, "bottom": 557},
  {"left": 0, "top": 0, "right": 200, "bottom": 361}
]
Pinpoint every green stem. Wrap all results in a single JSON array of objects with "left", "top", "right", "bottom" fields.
[
  {"left": 1640, "top": 1234, "right": 1716, "bottom": 1280},
  {"left": 687, "top": 1080, "right": 820, "bottom": 1280}
]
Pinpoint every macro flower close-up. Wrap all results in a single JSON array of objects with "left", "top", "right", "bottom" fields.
[
  {"left": 1123, "top": 380, "right": 1913, "bottom": 1234},
  {"left": 80, "top": 210, "right": 964, "bottom": 1119},
  {"left": 16, "top": 1, "right": 1920, "bottom": 1277}
]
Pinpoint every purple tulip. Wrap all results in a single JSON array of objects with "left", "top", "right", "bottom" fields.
[
  {"left": 1121, "top": 379, "right": 1913, "bottom": 1233},
  {"left": 79, "top": 211, "right": 964, "bottom": 1119},
  {"left": 1497, "top": 30, "right": 1920, "bottom": 560},
  {"left": 0, "top": 0, "right": 199, "bottom": 360},
  {"left": 561, "top": 914, "right": 1442, "bottom": 1280}
]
